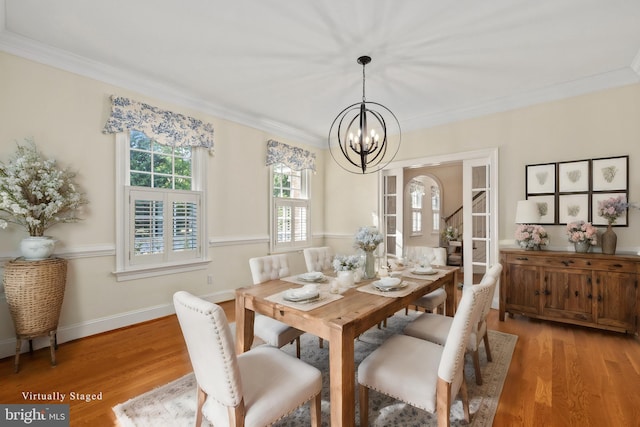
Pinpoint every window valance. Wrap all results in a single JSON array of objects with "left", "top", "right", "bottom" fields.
[
  {"left": 103, "top": 95, "right": 214, "bottom": 151},
  {"left": 266, "top": 139, "right": 316, "bottom": 172}
]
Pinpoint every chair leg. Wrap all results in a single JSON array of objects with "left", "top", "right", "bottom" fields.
[
  {"left": 483, "top": 331, "right": 493, "bottom": 362},
  {"left": 359, "top": 384, "right": 369, "bottom": 427},
  {"left": 195, "top": 386, "right": 206, "bottom": 427},
  {"left": 459, "top": 376, "right": 470, "bottom": 423},
  {"left": 310, "top": 392, "right": 321, "bottom": 427},
  {"left": 472, "top": 349, "right": 483, "bottom": 385},
  {"left": 436, "top": 377, "right": 452, "bottom": 427},
  {"left": 295, "top": 337, "right": 301, "bottom": 359}
]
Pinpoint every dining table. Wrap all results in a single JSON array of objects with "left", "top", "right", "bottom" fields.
[{"left": 235, "top": 265, "right": 459, "bottom": 426}]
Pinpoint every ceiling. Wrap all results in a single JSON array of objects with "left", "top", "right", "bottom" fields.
[{"left": 2, "top": 0, "right": 640, "bottom": 147}]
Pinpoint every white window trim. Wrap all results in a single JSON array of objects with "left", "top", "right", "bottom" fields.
[
  {"left": 114, "top": 133, "right": 210, "bottom": 281},
  {"left": 269, "top": 165, "right": 311, "bottom": 253}
]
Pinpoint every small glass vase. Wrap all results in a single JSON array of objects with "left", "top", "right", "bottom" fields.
[
  {"left": 364, "top": 251, "right": 376, "bottom": 279},
  {"left": 574, "top": 240, "right": 591, "bottom": 253},
  {"left": 601, "top": 225, "right": 617, "bottom": 255}
]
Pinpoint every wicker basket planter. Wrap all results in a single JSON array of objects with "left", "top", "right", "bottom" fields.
[{"left": 3, "top": 257, "right": 67, "bottom": 372}]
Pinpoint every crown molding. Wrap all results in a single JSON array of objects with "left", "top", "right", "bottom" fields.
[
  {"left": 1, "top": 26, "right": 639, "bottom": 146},
  {"left": 402, "top": 67, "right": 640, "bottom": 133},
  {"left": 0, "top": 30, "right": 322, "bottom": 147}
]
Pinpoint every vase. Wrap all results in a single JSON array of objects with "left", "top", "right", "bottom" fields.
[
  {"left": 601, "top": 225, "right": 617, "bottom": 255},
  {"left": 336, "top": 270, "right": 355, "bottom": 287},
  {"left": 20, "top": 236, "right": 57, "bottom": 260},
  {"left": 574, "top": 241, "right": 591, "bottom": 253},
  {"left": 364, "top": 251, "right": 376, "bottom": 279}
]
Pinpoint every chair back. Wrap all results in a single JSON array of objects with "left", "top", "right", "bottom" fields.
[
  {"left": 249, "top": 254, "right": 290, "bottom": 285},
  {"left": 406, "top": 246, "right": 447, "bottom": 266},
  {"left": 303, "top": 246, "right": 333, "bottom": 272},
  {"left": 437, "top": 278, "right": 494, "bottom": 392},
  {"left": 173, "top": 291, "right": 243, "bottom": 408}
]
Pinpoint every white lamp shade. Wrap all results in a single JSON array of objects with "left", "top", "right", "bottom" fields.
[{"left": 515, "top": 200, "right": 540, "bottom": 224}]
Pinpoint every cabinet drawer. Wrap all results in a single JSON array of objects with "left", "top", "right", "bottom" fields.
[
  {"left": 506, "top": 253, "right": 553, "bottom": 266},
  {"left": 506, "top": 253, "right": 636, "bottom": 273}
]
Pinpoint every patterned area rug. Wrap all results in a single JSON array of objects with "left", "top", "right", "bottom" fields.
[{"left": 114, "top": 311, "right": 517, "bottom": 426}]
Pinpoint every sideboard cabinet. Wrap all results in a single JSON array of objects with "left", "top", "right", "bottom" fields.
[{"left": 499, "top": 249, "right": 639, "bottom": 334}]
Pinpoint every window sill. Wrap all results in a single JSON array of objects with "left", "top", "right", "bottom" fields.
[{"left": 113, "top": 258, "right": 211, "bottom": 282}]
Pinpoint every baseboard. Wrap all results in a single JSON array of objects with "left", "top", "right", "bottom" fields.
[{"left": 0, "top": 289, "right": 235, "bottom": 359}]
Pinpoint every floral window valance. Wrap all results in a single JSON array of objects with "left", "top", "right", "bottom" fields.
[
  {"left": 266, "top": 139, "right": 316, "bottom": 172},
  {"left": 103, "top": 95, "right": 214, "bottom": 151}
]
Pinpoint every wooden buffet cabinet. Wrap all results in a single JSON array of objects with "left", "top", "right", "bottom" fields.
[{"left": 500, "top": 249, "right": 639, "bottom": 334}]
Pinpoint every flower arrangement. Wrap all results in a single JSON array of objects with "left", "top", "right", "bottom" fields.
[
  {"left": 566, "top": 221, "right": 597, "bottom": 245},
  {"left": 441, "top": 225, "right": 460, "bottom": 243},
  {"left": 597, "top": 195, "right": 628, "bottom": 225},
  {"left": 354, "top": 226, "right": 383, "bottom": 252},
  {"left": 0, "top": 139, "right": 88, "bottom": 236},
  {"left": 514, "top": 224, "right": 549, "bottom": 250},
  {"left": 332, "top": 254, "right": 362, "bottom": 272}
]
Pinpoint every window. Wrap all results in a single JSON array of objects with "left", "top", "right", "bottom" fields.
[
  {"left": 410, "top": 180, "right": 424, "bottom": 236},
  {"left": 115, "top": 130, "right": 207, "bottom": 280},
  {"left": 431, "top": 185, "right": 441, "bottom": 233},
  {"left": 271, "top": 163, "right": 310, "bottom": 251}
]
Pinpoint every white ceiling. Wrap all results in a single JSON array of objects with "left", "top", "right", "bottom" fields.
[{"left": 2, "top": 0, "right": 640, "bottom": 147}]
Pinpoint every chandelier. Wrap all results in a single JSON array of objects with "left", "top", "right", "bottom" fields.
[{"left": 328, "top": 55, "right": 401, "bottom": 174}]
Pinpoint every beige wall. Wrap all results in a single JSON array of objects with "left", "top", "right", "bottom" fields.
[
  {"left": 2, "top": 50, "right": 640, "bottom": 357},
  {"left": 0, "top": 52, "right": 325, "bottom": 356}
]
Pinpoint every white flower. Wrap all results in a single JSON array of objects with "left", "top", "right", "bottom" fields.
[{"left": 0, "top": 139, "right": 88, "bottom": 236}]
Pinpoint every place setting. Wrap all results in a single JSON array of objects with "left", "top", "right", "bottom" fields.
[
  {"left": 266, "top": 282, "right": 343, "bottom": 311},
  {"left": 282, "top": 271, "right": 330, "bottom": 286},
  {"left": 404, "top": 264, "right": 447, "bottom": 280},
  {"left": 357, "top": 276, "right": 418, "bottom": 298}
]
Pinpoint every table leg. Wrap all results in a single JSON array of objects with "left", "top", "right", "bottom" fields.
[
  {"left": 445, "top": 271, "right": 457, "bottom": 317},
  {"left": 329, "top": 323, "right": 356, "bottom": 426},
  {"left": 235, "top": 295, "right": 254, "bottom": 354}
]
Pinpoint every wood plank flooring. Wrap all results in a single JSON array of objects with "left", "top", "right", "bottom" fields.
[{"left": 0, "top": 300, "right": 638, "bottom": 426}]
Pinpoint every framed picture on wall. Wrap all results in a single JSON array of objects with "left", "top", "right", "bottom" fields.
[
  {"left": 592, "top": 155, "right": 628, "bottom": 191},
  {"left": 558, "top": 160, "right": 589, "bottom": 193},
  {"left": 558, "top": 194, "right": 589, "bottom": 224},
  {"left": 592, "top": 192, "right": 628, "bottom": 226},
  {"left": 526, "top": 195, "right": 556, "bottom": 224},
  {"left": 526, "top": 163, "right": 556, "bottom": 194}
]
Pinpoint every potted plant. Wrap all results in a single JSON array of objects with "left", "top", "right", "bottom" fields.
[
  {"left": 566, "top": 221, "right": 597, "bottom": 253},
  {"left": 514, "top": 224, "right": 549, "bottom": 250},
  {"left": 354, "top": 226, "right": 384, "bottom": 279},
  {"left": 332, "top": 254, "right": 362, "bottom": 287},
  {"left": 0, "top": 139, "right": 88, "bottom": 260}
]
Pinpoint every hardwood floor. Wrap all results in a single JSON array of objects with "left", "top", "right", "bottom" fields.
[{"left": 1, "top": 300, "right": 638, "bottom": 426}]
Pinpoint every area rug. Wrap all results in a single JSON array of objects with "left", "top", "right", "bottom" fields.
[{"left": 114, "top": 311, "right": 517, "bottom": 426}]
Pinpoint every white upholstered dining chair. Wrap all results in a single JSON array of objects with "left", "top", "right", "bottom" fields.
[
  {"left": 302, "top": 246, "right": 334, "bottom": 273},
  {"left": 248, "top": 254, "right": 303, "bottom": 358},
  {"left": 173, "top": 291, "right": 322, "bottom": 427},
  {"left": 403, "top": 263, "right": 503, "bottom": 385},
  {"left": 357, "top": 280, "right": 493, "bottom": 426},
  {"left": 405, "top": 246, "right": 448, "bottom": 315}
]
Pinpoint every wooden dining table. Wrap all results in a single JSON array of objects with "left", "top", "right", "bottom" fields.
[{"left": 235, "top": 266, "right": 458, "bottom": 426}]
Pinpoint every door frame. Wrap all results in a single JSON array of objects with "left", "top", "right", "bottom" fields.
[{"left": 379, "top": 148, "right": 500, "bottom": 306}]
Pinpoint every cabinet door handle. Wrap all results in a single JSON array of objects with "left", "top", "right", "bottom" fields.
[
  {"left": 597, "top": 295, "right": 602, "bottom": 302},
  {"left": 561, "top": 260, "right": 574, "bottom": 266},
  {"left": 612, "top": 263, "right": 623, "bottom": 268},
  {"left": 574, "top": 291, "right": 579, "bottom": 297},
  {"left": 516, "top": 257, "right": 529, "bottom": 261},
  {"left": 534, "top": 290, "right": 540, "bottom": 296},
  {"left": 543, "top": 289, "right": 551, "bottom": 296},
  {"left": 587, "top": 277, "right": 591, "bottom": 284},
  {"left": 587, "top": 293, "right": 593, "bottom": 299}
]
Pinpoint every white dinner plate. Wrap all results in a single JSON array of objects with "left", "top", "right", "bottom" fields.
[
  {"left": 372, "top": 280, "right": 408, "bottom": 292},
  {"left": 411, "top": 269, "right": 437, "bottom": 275},
  {"left": 298, "top": 272, "right": 326, "bottom": 282},
  {"left": 283, "top": 288, "right": 320, "bottom": 302}
]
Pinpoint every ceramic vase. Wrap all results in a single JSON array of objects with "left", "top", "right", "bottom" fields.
[
  {"left": 364, "top": 251, "right": 376, "bottom": 279},
  {"left": 601, "top": 225, "right": 617, "bottom": 255},
  {"left": 20, "top": 236, "right": 56, "bottom": 260},
  {"left": 574, "top": 240, "right": 591, "bottom": 253},
  {"left": 337, "top": 270, "right": 355, "bottom": 287}
]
